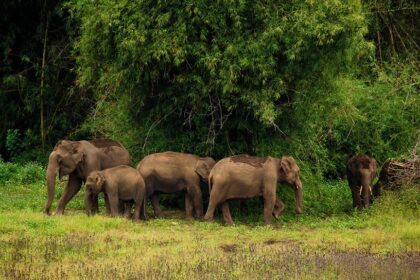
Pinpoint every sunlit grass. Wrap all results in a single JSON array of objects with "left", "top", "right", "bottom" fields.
[{"left": 0, "top": 162, "right": 419, "bottom": 279}]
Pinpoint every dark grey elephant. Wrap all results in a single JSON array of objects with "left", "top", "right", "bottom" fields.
[
  {"left": 204, "top": 155, "right": 303, "bottom": 225},
  {"left": 136, "top": 152, "right": 215, "bottom": 220},
  {"left": 45, "top": 139, "right": 131, "bottom": 215},
  {"left": 347, "top": 153, "right": 377, "bottom": 208}
]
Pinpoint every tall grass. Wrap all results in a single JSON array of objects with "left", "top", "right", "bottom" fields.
[{"left": 0, "top": 162, "right": 419, "bottom": 279}]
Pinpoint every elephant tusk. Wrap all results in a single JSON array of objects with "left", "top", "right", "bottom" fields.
[
  {"left": 359, "top": 186, "right": 363, "bottom": 196},
  {"left": 369, "top": 185, "right": 372, "bottom": 196}
]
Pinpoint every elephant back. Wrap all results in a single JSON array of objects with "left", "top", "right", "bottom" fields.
[
  {"left": 89, "top": 139, "right": 124, "bottom": 148},
  {"left": 230, "top": 154, "right": 268, "bottom": 168}
]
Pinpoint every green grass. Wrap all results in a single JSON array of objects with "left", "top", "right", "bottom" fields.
[{"left": 0, "top": 162, "right": 419, "bottom": 279}]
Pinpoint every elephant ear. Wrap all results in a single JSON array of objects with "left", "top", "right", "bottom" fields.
[
  {"left": 371, "top": 158, "right": 378, "bottom": 170},
  {"left": 71, "top": 142, "right": 84, "bottom": 165},
  {"left": 195, "top": 160, "right": 211, "bottom": 182},
  {"left": 95, "top": 173, "right": 105, "bottom": 191},
  {"left": 280, "top": 157, "right": 292, "bottom": 176},
  {"left": 370, "top": 158, "right": 378, "bottom": 178}
]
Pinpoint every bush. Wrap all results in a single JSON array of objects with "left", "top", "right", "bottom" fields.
[
  {"left": 5, "top": 129, "right": 22, "bottom": 161},
  {"left": 0, "top": 162, "right": 44, "bottom": 185}
]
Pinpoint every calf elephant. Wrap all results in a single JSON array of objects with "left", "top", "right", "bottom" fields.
[
  {"left": 45, "top": 139, "right": 131, "bottom": 215},
  {"left": 204, "top": 155, "right": 303, "bottom": 225},
  {"left": 347, "top": 153, "right": 377, "bottom": 208},
  {"left": 85, "top": 166, "right": 146, "bottom": 221},
  {"left": 136, "top": 152, "right": 215, "bottom": 219}
]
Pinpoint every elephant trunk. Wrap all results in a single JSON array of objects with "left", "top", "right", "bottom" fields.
[
  {"left": 294, "top": 177, "right": 303, "bottom": 214},
  {"left": 84, "top": 189, "right": 94, "bottom": 216},
  {"left": 362, "top": 184, "right": 370, "bottom": 207},
  {"left": 45, "top": 151, "right": 59, "bottom": 215},
  {"left": 361, "top": 170, "right": 372, "bottom": 207}
]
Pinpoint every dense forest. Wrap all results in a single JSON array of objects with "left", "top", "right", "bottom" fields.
[
  {"left": 1, "top": 0, "right": 419, "bottom": 177},
  {"left": 1, "top": 1, "right": 419, "bottom": 278}
]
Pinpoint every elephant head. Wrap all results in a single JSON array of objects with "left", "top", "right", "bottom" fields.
[
  {"left": 84, "top": 171, "right": 105, "bottom": 215},
  {"left": 85, "top": 171, "right": 105, "bottom": 196},
  {"left": 195, "top": 157, "right": 216, "bottom": 183},
  {"left": 278, "top": 156, "right": 303, "bottom": 214},
  {"left": 45, "top": 140, "right": 85, "bottom": 214}
]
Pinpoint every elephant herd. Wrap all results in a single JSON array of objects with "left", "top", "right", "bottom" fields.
[{"left": 45, "top": 139, "right": 377, "bottom": 225}]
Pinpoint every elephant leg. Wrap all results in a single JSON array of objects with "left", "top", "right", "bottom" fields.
[
  {"left": 104, "top": 194, "right": 111, "bottom": 215},
  {"left": 84, "top": 191, "right": 93, "bottom": 216},
  {"left": 132, "top": 200, "right": 141, "bottom": 222},
  {"left": 151, "top": 194, "right": 162, "bottom": 218},
  {"left": 56, "top": 173, "right": 82, "bottom": 215},
  {"left": 188, "top": 185, "right": 203, "bottom": 219},
  {"left": 263, "top": 191, "right": 276, "bottom": 225},
  {"left": 351, "top": 187, "right": 362, "bottom": 209},
  {"left": 141, "top": 197, "right": 147, "bottom": 220},
  {"left": 118, "top": 200, "right": 124, "bottom": 215},
  {"left": 185, "top": 194, "right": 194, "bottom": 220},
  {"left": 91, "top": 194, "right": 99, "bottom": 214},
  {"left": 221, "top": 201, "right": 234, "bottom": 226},
  {"left": 204, "top": 185, "right": 223, "bottom": 222},
  {"left": 134, "top": 185, "right": 146, "bottom": 222},
  {"left": 204, "top": 200, "right": 217, "bottom": 221},
  {"left": 362, "top": 184, "right": 370, "bottom": 207},
  {"left": 348, "top": 177, "right": 361, "bottom": 209},
  {"left": 108, "top": 195, "right": 119, "bottom": 217},
  {"left": 133, "top": 202, "right": 141, "bottom": 222},
  {"left": 273, "top": 198, "right": 285, "bottom": 219},
  {"left": 123, "top": 201, "right": 133, "bottom": 218}
]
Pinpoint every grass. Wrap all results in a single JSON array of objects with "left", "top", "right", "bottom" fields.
[{"left": 0, "top": 162, "right": 419, "bottom": 279}]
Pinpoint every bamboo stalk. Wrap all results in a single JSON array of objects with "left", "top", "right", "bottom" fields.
[{"left": 40, "top": 13, "right": 49, "bottom": 150}]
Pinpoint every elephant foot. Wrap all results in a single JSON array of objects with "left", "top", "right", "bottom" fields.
[
  {"left": 203, "top": 214, "right": 214, "bottom": 222},
  {"left": 154, "top": 213, "right": 163, "bottom": 219},
  {"left": 264, "top": 221, "right": 272, "bottom": 226},
  {"left": 195, "top": 214, "right": 204, "bottom": 221},
  {"left": 272, "top": 208, "right": 284, "bottom": 219},
  {"left": 224, "top": 221, "right": 234, "bottom": 226},
  {"left": 185, "top": 215, "right": 194, "bottom": 221}
]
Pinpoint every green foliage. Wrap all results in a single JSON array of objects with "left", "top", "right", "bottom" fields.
[
  {"left": 0, "top": 162, "right": 44, "bottom": 186},
  {"left": 1, "top": 0, "right": 418, "bottom": 180},
  {"left": 5, "top": 129, "right": 22, "bottom": 161},
  {"left": 68, "top": 0, "right": 372, "bottom": 160},
  {"left": 66, "top": 0, "right": 419, "bottom": 179},
  {"left": 0, "top": 0, "right": 92, "bottom": 160}
]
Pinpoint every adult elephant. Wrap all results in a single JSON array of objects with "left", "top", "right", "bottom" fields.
[
  {"left": 45, "top": 139, "right": 131, "bottom": 215},
  {"left": 136, "top": 152, "right": 215, "bottom": 220},
  {"left": 204, "top": 155, "right": 303, "bottom": 225},
  {"left": 347, "top": 153, "right": 377, "bottom": 208}
]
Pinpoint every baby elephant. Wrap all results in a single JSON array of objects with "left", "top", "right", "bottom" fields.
[{"left": 85, "top": 166, "right": 146, "bottom": 221}]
